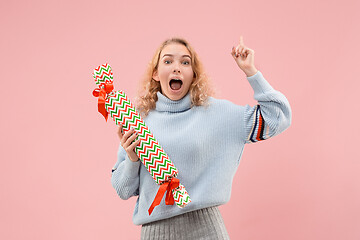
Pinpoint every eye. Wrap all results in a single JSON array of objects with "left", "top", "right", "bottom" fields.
[
  {"left": 182, "top": 61, "right": 190, "bottom": 65},
  {"left": 164, "top": 60, "right": 172, "bottom": 64}
]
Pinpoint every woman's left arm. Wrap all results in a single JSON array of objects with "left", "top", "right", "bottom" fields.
[{"left": 231, "top": 36, "right": 292, "bottom": 143}]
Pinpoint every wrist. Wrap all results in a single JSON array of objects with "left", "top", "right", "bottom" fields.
[
  {"left": 244, "top": 67, "right": 258, "bottom": 77},
  {"left": 130, "top": 156, "right": 139, "bottom": 162}
]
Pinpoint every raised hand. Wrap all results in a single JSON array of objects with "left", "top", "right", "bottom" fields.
[{"left": 231, "top": 36, "right": 258, "bottom": 77}]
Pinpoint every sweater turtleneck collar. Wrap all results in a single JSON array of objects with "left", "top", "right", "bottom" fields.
[{"left": 155, "top": 91, "right": 192, "bottom": 113}]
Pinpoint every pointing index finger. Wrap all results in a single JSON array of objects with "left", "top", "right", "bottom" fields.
[{"left": 239, "top": 36, "right": 244, "bottom": 46}]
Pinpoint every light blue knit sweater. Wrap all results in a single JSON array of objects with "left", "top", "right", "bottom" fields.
[{"left": 111, "top": 71, "right": 292, "bottom": 225}]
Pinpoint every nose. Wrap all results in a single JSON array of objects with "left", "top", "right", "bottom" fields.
[{"left": 173, "top": 62, "right": 181, "bottom": 73}]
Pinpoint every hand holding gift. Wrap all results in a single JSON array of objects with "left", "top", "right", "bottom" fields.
[
  {"left": 92, "top": 63, "right": 191, "bottom": 215},
  {"left": 117, "top": 125, "right": 140, "bottom": 162}
]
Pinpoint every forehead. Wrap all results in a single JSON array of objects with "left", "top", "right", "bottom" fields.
[{"left": 160, "top": 43, "right": 191, "bottom": 57}]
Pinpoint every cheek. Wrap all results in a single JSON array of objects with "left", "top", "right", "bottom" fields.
[
  {"left": 158, "top": 67, "right": 170, "bottom": 79},
  {"left": 187, "top": 69, "right": 195, "bottom": 81}
]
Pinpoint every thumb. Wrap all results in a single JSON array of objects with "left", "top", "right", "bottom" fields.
[{"left": 117, "top": 124, "right": 124, "bottom": 139}]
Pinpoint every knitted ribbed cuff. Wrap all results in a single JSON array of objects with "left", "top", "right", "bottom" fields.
[
  {"left": 123, "top": 155, "right": 141, "bottom": 179},
  {"left": 246, "top": 71, "right": 274, "bottom": 94}
]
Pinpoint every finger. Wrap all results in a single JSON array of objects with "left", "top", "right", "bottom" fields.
[
  {"left": 239, "top": 36, "right": 244, "bottom": 46},
  {"left": 124, "top": 130, "right": 138, "bottom": 148},
  {"left": 231, "top": 51, "right": 237, "bottom": 60},
  {"left": 234, "top": 47, "right": 239, "bottom": 58},
  {"left": 231, "top": 46, "right": 238, "bottom": 59},
  {"left": 129, "top": 139, "right": 141, "bottom": 151},
  {"left": 237, "top": 46, "right": 245, "bottom": 57},
  {"left": 236, "top": 45, "right": 242, "bottom": 57},
  {"left": 121, "top": 127, "right": 135, "bottom": 146},
  {"left": 231, "top": 46, "right": 236, "bottom": 56},
  {"left": 244, "top": 48, "right": 254, "bottom": 56},
  {"left": 244, "top": 46, "right": 252, "bottom": 56},
  {"left": 241, "top": 47, "right": 247, "bottom": 56},
  {"left": 123, "top": 127, "right": 135, "bottom": 140}
]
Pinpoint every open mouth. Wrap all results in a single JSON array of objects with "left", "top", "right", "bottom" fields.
[{"left": 169, "top": 79, "right": 183, "bottom": 90}]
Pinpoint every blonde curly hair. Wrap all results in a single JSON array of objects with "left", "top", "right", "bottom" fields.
[{"left": 135, "top": 37, "right": 214, "bottom": 116}]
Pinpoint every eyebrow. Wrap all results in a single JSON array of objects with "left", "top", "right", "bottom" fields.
[{"left": 162, "top": 54, "right": 192, "bottom": 59}]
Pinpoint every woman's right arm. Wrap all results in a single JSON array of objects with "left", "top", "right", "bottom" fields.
[{"left": 111, "top": 126, "right": 141, "bottom": 200}]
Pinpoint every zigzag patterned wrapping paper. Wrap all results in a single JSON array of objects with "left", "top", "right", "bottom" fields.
[{"left": 92, "top": 63, "right": 191, "bottom": 215}]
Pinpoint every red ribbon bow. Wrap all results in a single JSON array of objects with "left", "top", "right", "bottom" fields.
[
  {"left": 92, "top": 83, "right": 114, "bottom": 121},
  {"left": 148, "top": 177, "right": 180, "bottom": 215}
]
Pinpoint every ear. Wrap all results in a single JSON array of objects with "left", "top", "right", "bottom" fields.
[{"left": 152, "top": 70, "right": 160, "bottom": 82}]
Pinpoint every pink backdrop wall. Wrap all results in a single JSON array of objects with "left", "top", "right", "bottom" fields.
[{"left": 1, "top": 0, "right": 359, "bottom": 239}]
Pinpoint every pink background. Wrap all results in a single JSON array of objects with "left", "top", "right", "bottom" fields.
[{"left": 1, "top": 0, "right": 359, "bottom": 239}]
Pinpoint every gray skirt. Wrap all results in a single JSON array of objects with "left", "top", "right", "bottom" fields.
[{"left": 141, "top": 206, "right": 230, "bottom": 240}]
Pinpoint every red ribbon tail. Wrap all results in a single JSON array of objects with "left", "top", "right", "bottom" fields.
[
  {"left": 93, "top": 83, "right": 113, "bottom": 121},
  {"left": 148, "top": 182, "right": 169, "bottom": 215},
  {"left": 95, "top": 88, "right": 109, "bottom": 121},
  {"left": 98, "top": 102, "right": 108, "bottom": 121}
]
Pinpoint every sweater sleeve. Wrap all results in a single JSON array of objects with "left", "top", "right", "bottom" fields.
[
  {"left": 243, "top": 71, "right": 292, "bottom": 143},
  {"left": 111, "top": 145, "right": 141, "bottom": 200}
]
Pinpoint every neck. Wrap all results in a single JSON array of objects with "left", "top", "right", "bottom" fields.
[{"left": 155, "top": 91, "right": 192, "bottom": 113}]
